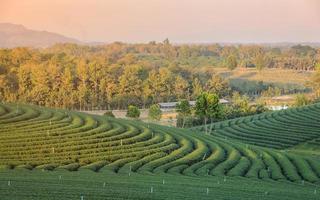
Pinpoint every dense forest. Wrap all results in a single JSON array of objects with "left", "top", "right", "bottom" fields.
[{"left": 0, "top": 40, "right": 319, "bottom": 109}]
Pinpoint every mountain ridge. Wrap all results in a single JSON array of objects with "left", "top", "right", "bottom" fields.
[{"left": 0, "top": 23, "right": 81, "bottom": 48}]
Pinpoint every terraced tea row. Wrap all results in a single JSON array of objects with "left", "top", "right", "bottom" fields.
[
  {"left": 1, "top": 103, "right": 320, "bottom": 184},
  {"left": 192, "top": 103, "right": 320, "bottom": 150}
]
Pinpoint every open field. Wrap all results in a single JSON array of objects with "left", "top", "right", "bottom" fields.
[
  {"left": 215, "top": 68, "right": 313, "bottom": 85},
  {"left": 213, "top": 67, "right": 312, "bottom": 95},
  {"left": 0, "top": 170, "right": 319, "bottom": 200},
  {"left": 81, "top": 109, "right": 177, "bottom": 126},
  {"left": 0, "top": 103, "right": 320, "bottom": 199}
]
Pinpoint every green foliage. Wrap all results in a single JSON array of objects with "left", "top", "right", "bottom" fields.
[
  {"left": 195, "top": 93, "right": 220, "bottom": 119},
  {"left": 195, "top": 92, "right": 220, "bottom": 133},
  {"left": 103, "top": 111, "right": 115, "bottom": 118},
  {"left": 232, "top": 92, "right": 250, "bottom": 114},
  {"left": 226, "top": 55, "right": 238, "bottom": 70},
  {"left": 206, "top": 75, "right": 230, "bottom": 97},
  {"left": 0, "top": 43, "right": 317, "bottom": 109},
  {"left": 310, "top": 63, "right": 320, "bottom": 98},
  {"left": 176, "top": 114, "right": 194, "bottom": 128},
  {"left": 176, "top": 100, "right": 191, "bottom": 116},
  {"left": 176, "top": 100, "right": 192, "bottom": 128},
  {"left": 293, "top": 94, "right": 310, "bottom": 107},
  {"left": 1, "top": 102, "right": 320, "bottom": 189},
  {"left": 229, "top": 79, "right": 308, "bottom": 96},
  {"left": 148, "top": 104, "right": 162, "bottom": 121},
  {"left": 126, "top": 105, "right": 140, "bottom": 118},
  {"left": 254, "top": 53, "right": 266, "bottom": 71},
  {"left": 0, "top": 170, "right": 318, "bottom": 200}
]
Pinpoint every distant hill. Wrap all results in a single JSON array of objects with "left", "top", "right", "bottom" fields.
[{"left": 0, "top": 23, "right": 81, "bottom": 48}]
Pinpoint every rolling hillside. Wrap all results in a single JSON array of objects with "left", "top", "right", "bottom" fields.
[
  {"left": 192, "top": 103, "right": 320, "bottom": 153},
  {"left": 0, "top": 103, "right": 320, "bottom": 184},
  {"left": 1, "top": 103, "right": 320, "bottom": 199}
]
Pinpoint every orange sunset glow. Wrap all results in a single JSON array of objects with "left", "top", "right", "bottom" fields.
[{"left": 1, "top": 0, "right": 320, "bottom": 43}]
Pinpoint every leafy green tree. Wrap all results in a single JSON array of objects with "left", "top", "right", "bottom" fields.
[
  {"left": 176, "top": 100, "right": 191, "bottom": 128},
  {"left": 195, "top": 92, "right": 220, "bottom": 134},
  {"left": 232, "top": 92, "right": 250, "bottom": 114},
  {"left": 294, "top": 94, "right": 310, "bottom": 107},
  {"left": 226, "top": 55, "right": 238, "bottom": 70},
  {"left": 126, "top": 105, "right": 140, "bottom": 118},
  {"left": 148, "top": 104, "right": 162, "bottom": 121}
]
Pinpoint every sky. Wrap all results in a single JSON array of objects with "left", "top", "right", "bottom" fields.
[{"left": 0, "top": 0, "right": 320, "bottom": 43}]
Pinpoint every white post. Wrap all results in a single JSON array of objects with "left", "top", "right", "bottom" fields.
[
  {"left": 8, "top": 181, "right": 10, "bottom": 186},
  {"left": 206, "top": 187, "right": 209, "bottom": 195},
  {"left": 314, "top": 189, "right": 317, "bottom": 195},
  {"left": 80, "top": 195, "right": 84, "bottom": 200},
  {"left": 59, "top": 175, "right": 62, "bottom": 180},
  {"left": 103, "top": 182, "right": 106, "bottom": 187},
  {"left": 224, "top": 177, "right": 226, "bottom": 182},
  {"left": 150, "top": 186, "right": 153, "bottom": 193},
  {"left": 162, "top": 179, "right": 165, "bottom": 185},
  {"left": 202, "top": 153, "right": 207, "bottom": 161}
]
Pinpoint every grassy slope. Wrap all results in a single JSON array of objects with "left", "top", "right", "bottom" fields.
[
  {"left": 193, "top": 103, "right": 320, "bottom": 152},
  {"left": 1, "top": 103, "right": 320, "bottom": 199},
  {"left": 0, "top": 170, "right": 319, "bottom": 200}
]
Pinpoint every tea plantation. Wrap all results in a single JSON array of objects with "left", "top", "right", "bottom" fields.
[{"left": 0, "top": 103, "right": 320, "bottom": 199}]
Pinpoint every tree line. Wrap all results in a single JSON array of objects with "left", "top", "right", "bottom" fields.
[{"left": 0, "top": 41, "right": 319, "bottom": 109}]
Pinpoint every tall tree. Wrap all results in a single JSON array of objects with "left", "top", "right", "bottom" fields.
[
  {"left": 126, "top": 105, "right": 140, "bottom": 119},
  {"left": 310, "top": 63, "right": 320, "bottom": 99},
  {"left": 226, "top": 55, "right": 238, "bottom": 70},
  {"left": 195, "top": 92, "right": 220, "bottom": 134},
  {"left": 61, "top": 66, "right": 76, "bottom": 109},
  {"left": 206, "top": 75, "right": 230, "bottom": 98},
  {"left": 76, "top": 60, "right": 91, "bottom": 110},
  {"left": 192, "top": 78, "right": 203, "bottom": 100},
  {"left": 118, "top": 65, "right": 144, "bottom": 107},
  {"left": 176, "top": 99, "right": 191, "bottom": 128},
  {"left": 30, "top": 65, "right": 51, "bottom": 106},
  {"left": 255, "top": 53, "right": 266, "bottom": 71},
  {"left": 174, "top": 75, "right": 189, "bottom": 100},
  {"left": 148, "top": 104, "right": 162, "bottom": 121}
]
